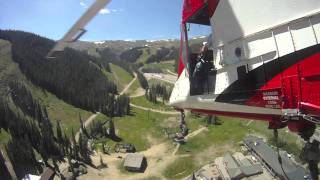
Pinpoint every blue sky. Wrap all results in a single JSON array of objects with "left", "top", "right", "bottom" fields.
[{"left": 0, "top": 0, "right": 211, "bottom": 41}]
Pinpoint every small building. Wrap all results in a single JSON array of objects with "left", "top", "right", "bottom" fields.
[{"left": 123, "top": 153, "right": 147, "bottom": 172}]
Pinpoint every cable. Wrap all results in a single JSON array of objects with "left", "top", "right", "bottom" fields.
[{"left": 274, "top": 129, "right": 290, "bottom": 180}]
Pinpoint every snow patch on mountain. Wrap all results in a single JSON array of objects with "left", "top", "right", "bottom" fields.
[{"left": 93, "top": 41, "right": 106, "bottom": 44}]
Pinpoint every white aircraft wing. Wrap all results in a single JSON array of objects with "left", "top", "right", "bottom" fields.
[{"left": 46, "top": 0, "right": 112, "bottom": 58}]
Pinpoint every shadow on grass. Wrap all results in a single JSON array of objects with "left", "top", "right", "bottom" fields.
[{"left": 110, "top": 135, "right": 122, "bottom": 142}]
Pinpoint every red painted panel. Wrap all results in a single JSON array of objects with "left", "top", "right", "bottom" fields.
[
  {"left": 177, "top": 55, "right": 185, "bottom": 76},
  {"left": 182, "top": 0, "right": 219, "bottom": 24},
  {"left": 246, "top": 52, "right": 320, "bottom": 116}
]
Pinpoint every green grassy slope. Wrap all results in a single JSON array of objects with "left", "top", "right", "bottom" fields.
[
  {"left": 110, "top": 64, "right": 133, "bottom": 91},
  {"left": 0, "top": 130, "right": 10, "bottom": 148},
  {"left": 126, "top": 78, "right": 141, "bottom": 95},
  {"left": 29, "top": 85, "right": 92, "bottom": 136}
]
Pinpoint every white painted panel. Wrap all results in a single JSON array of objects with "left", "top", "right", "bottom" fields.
[
  {"left": 215, "top": 72, "right": 228, "bottom": 94},
  {"left": 246, "top": 32, "right": 276, "bottom": 59},
  {"left": 227, "top": 66, "right": 238, "bottom": 86},
  {"left": 291, "top": 20, "right": 317, "bottom": 50},
  {"left": 211, "top": 0, "right": 320, "bottom": 47},
  {"left": 274, "top": 27, "right": 295, "bottom": 57},
  {"left": 213, "top": 48, "right": 224, "bottom": 69}
]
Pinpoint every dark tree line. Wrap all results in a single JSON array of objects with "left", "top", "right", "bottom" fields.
[
  {"left": 0, "top": 30, "right": 118, "bottom": 113},
  {"left": 137, "top": 71, "right": 149, "bottom": 90},
  {"left": 145, "top": 84, "right": 172, "bottom": 104},
  {"left": 100, "top": 94, "right": 130, "bottom": 117},
  {"left": 119, "top": 47, "right": 143, "bottom": 63},
  {"left": 146, "top": 46, "right": 179, "bottom": 64}
]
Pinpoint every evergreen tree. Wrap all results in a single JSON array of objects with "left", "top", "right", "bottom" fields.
[
  {"left": 136, "top": 71, "right": 149, "bottom": 89},
  {"left": 70, "top": 129, "right": 79, "bottom": 161},
  {"left": 63, "top": 133, "right": 70, "bottom": 155},
  {"left": 79, "top": 133, "right": 91, "bottom": 164},
  {"left": 5, "top": 137, "right": 39, "bottom": 179},
  {"left": 79, "top": 114, "right": 89, "bottom": 138},
  {"left": 56, "top": 120, "right": 63, "bottom": 145},
  {"left": 108, "top": 119, "right": 116, "bottom": 138}
]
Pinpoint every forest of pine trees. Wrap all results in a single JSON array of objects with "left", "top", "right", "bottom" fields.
[
  {"left": 145, "top": 84, "right": 172, "bottom": 104},
  {"left": 119, "top": 47, "right": 143, "bottom": 63},
  {"left": 146, "top": 46, "right": 178, "bottom": 64}
]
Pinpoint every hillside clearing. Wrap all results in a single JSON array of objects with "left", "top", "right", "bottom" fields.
[
  {"left": 110, "top": 64, "right": 134, "bottom": 91},
  {"left": 113, "top": 107, "right": 175, "bottom": 151},
  {"left": 29, "top": 84, "right": 93, "bottom": 136}
]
